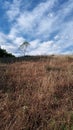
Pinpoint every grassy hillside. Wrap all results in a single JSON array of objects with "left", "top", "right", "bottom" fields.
[{"left": 0, "top": 55, "right": 73, "bottom": 130}]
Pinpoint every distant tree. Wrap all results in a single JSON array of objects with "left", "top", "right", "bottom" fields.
[{"left": 19, "top": 41, "right": 30, "bottom": 56}]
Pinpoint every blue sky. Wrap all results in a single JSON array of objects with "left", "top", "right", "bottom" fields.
[{"left": 0, "top": 0, "right": 73, "bottom": 56}]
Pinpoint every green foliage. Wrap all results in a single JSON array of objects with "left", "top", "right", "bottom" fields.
[
  {"left": 60, "top": 124, "right": 68, "bottom": 130},
  {"left": 46, "top": 66, "right": 61, "bottom": 72},
  {"left": 0, "top": 47, "right": 15, "bottom": 57}
]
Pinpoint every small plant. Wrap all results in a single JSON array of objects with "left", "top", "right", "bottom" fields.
[
  {"left": 71, "top": 125, "right": 73, "bottom": 130},
  {"left": 61, "top": 124, "right": 67, "bottom": 130},
  {"left": 46, "top": 66, "right": 61, "bottom": 72},
  {"left": 70, "top": 112, "right": 73, "bottom": 122}
]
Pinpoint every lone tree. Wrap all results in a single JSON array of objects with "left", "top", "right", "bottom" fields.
[{"left": 19, "top": 41, "right": 30, "bottom": 56}]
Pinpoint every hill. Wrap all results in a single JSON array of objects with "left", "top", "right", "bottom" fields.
[{"left": 0, "top": 55, "right": 73, "bottom": 130}]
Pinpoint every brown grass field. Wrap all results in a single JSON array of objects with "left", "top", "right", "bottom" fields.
[{"left": 0, "top": 55, "right": 73, "bottom": 130}]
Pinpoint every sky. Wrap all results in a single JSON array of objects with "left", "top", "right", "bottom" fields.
[{"left": 0, "top": 0, "right": 73, "bottom": 56}]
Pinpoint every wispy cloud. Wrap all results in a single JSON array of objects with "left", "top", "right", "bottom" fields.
[
  {"left": 0, "top": 0, "right": 73, "bottom": 56},
  {"left": 4, "top": 0, "right": 21, "bottom": 21}
]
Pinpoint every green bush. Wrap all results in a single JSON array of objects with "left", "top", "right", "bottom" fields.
[{"left": 0, "top": 47, "right": 15, "bottom": 57}]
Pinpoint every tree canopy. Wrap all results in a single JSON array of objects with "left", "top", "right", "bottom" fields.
[
  {"left": 19, "top": 41, "right": 30, "bottom": 56},
  {"left": 0, "top": 47, "right": 15, "bottom": 57}
]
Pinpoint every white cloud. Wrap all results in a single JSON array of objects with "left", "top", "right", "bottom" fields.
[
  {"left": 5, "top": 0, "right": 22, "bottom": 21},
  {"left": 7, "top": 28, "right": 18, "bottom": 40},
  {"left": 30, "top": 39, "right": 41, "bottom": 49},
  {"left": 28, "top": 40, "right": 54, "bottom": 55},
  {"left": 13, "top": 37, "right": 25, "bottom": 46},
  {"left": 0, "top": 0, "right": 73, "bottom": 56},
  {"left": 14, "top": 0, "right": 58, "bottom": 34},
  {"left": 1, "top": 44, "right": 15, "bottom": 51},
  {"left": 0, "top": 32, "right": 7, "bottom": 44}
]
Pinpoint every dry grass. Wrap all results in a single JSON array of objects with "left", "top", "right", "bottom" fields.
[{"left": 0, "top": 55, "right": 73, "bottom": 130}]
